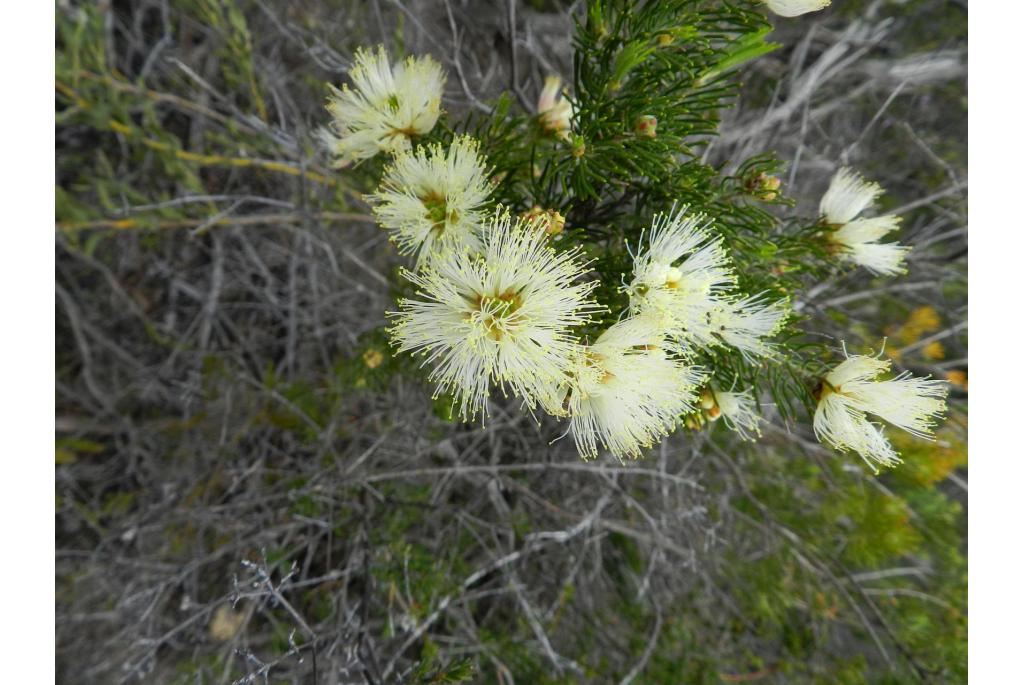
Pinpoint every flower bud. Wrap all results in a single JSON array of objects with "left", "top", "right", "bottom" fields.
[
  {"left": 700, "top": 388, "right": 716, "bottom": 410},
  {"left": 571, "top": 135, "right": 586, "bottom": 159},
  {"left": 362, "top": 348, "right": 385, "bottom": 369},
  {"left": 758, "top": 173, "right": 781, "bottom": 200},
  {"left": 521, "top": 206, "right": 565, "bottom": 236},
  {"left": 537, "top": 75, "right": 573, "bottom": 140},
  {"left": 634, "top": 115, "right": 658, "bottom": 138}
]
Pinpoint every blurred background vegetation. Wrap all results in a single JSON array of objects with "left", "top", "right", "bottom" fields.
[{"left": 56, "top": 0, "right": 966, "bottom": 682}]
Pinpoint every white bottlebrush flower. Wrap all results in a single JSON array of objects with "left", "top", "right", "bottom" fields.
[
  {"left": 537, "top": 75, "right": 574, "bottom": 139},
  {"left": 368, "top": 135, "right": 493, "bottom": 269},
  {"left": 704, "top": 387, "right": 763, "bottom": 441},
  {"left": 556, "top": 316, "right": 703, "bottom": 460},
  {"left": 813, "top": 349, "right": 948, "bottom": 471},
  {"left": 820, "top": 168, "right": 909, "bottom": 275},
  {"left": 763, "top": 0, "right": 831, "bottom": 18},
  {"left": 388, "top": 209, "right": 600, "bottom": 420},
  {"left": 831, "top": 216, "right": 910, "bottom": 276},
  {"left": 706, "top": 294, "right": 789, "bottom": 360},
  {"left": 321, "top": 45, "right": 445, "bottom": 166},
  {"left": 627, "top": 206, "right": 735, "bottom": 350},
  {"left": 627, "top": 206, "right": 783, "bottom": 358},
  {"left": 820, "top": 168, "right": 883, "bottom": 225}
]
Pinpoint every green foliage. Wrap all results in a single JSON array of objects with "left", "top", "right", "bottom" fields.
[
  {"left": 410, "top": 645, "right": 476, "bottom": 684},
  {"left": 56, "top": 2, "right": 342, "bottom": 241},
  {"left": 184, "top": 0, "right": 268, "bottom": 120},
  {"left": 523, "top": 439, "right": 966, "bottom": 683}
]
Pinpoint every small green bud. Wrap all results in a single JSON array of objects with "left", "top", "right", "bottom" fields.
[
  {"left": 571, "top": 135, "right": 586, "bottom": 159},
  {"left": 634, "top": 115, "right": 657, "bottom": 138}
]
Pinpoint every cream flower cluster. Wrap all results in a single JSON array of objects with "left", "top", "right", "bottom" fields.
[
  {"left": 763, "top": 0, "right": 831, "bottom": 17},
  {"left": 323, "top": 50, "right": 677, "bottom": 458},
  {"left": 321, "top": 46, "right": 445, "bottom": 166},
  {"left": 551, "top": 316, "right": 704, "bottom": 460},
  {"left": 806, "top": 168, "right": 943, "bottom": 469},
  {"left": 324, "top": 53, "right": 708, "bottom": 461},
  {"left": 627, "top": 206, "right": 789, "bottom": 361},
  {"left": 814, "top": 348, "right": 948, "bottom": 472},
  {"left": 390, "top": 210, "right": 602, "bottom": 420},
  {"left": 386, "top": 205, "right": 705, "bottom": 461},
  {"left": 389, "top": 202, "right": 771, "bottom": 459},
  {"left": 326, "top": 45, "right": 949, "bottom": 469},
  {"left": 368, "top": 135, "right": 494, "bottom": 269},
  {"left": 820, "top": 168, "right": 910, "bottom": 275}
]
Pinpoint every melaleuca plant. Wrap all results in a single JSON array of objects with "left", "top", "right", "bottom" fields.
[{"left": 320, "top": 0, "right": 946, "bottom": 469}]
